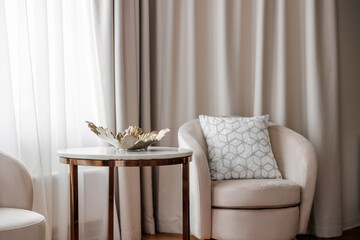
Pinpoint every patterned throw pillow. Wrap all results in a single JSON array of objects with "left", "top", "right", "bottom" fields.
[{"left": 199, "top": 115, "right": 282, "bottom": 181}]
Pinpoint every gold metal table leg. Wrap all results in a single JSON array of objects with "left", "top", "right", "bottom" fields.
[
  {"left": 108, "top": 166, "right": 115, "bottom": 240},
  {"left": 70, "top": 164, "right": 79, "bottom": 240},
  {"left": 183, "top": 159, "right": 190, "bottom": 240}
]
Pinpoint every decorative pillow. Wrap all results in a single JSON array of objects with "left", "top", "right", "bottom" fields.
[{"left": 199, "top": 115, "right": 282, "bottom": 181}]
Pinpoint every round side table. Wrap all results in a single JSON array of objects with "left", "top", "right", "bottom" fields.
[{"left": 57, "top": 146, "right": 192, "bottom": 240}]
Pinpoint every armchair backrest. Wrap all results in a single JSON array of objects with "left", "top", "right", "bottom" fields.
[
  {"left": 179, "top": 119, "right": 208, "bottom": 158},
  {"left": 0, "top": 152, "right": 33, "bottom": 210}
]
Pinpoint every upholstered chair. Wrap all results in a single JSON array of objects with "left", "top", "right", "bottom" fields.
[
  {"left": 0, "top": 152, "right": 46, "bottom": 240},
  {"left": 178, "top": 119, "right": 317, "bottom": 240}
]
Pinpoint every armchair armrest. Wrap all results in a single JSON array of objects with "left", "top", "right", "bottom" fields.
[
  {"left": 268, "top": 123, "right": 317, "bottom": 234},
  {"left": 178, "top": 120, "right": 212, "bottom": 239}
]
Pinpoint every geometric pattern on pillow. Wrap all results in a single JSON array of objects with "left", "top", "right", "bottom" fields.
[{"left": 199, "top": 115, "right": 282, "bottom": 181}]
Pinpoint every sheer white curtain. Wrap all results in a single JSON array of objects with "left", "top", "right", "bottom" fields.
[{"left": 0, "top": 0, "right": 119, "bottom": 239}]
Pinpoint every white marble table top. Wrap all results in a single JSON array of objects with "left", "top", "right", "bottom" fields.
[{"left": 57, "top": 146, "right": 192, "bottom": 160}]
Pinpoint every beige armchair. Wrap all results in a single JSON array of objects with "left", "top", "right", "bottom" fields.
[
  {"left": 178, "top": 119, "right": 317, "bottom": 240},
  {"left": 0, "top": 152, "right": 46, "bottom": 240}
]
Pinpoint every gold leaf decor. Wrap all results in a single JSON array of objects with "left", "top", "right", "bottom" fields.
[{"left": 86, "top": 121, "right": 170, "bottom": 151}]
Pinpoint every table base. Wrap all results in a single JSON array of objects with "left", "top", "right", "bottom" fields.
[{"left": 68, "top": 158, "right": 190, "bottom": 240}]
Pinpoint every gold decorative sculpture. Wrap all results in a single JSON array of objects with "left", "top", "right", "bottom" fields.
[{"left": 86, "top": 121, "right": 170, "bottom": 151}]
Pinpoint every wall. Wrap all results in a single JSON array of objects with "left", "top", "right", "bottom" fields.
[{"left": 338, "top": 0, "right": 360, "bottom": 230}]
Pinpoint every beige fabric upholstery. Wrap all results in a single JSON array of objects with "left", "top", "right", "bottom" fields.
[
  {"left": 0, "top": 208, "right": 45, "bottom": 240},
  {"left": 178, "top": 119, "right": 317, "bottom": 239},
  {"left": 0, "top": 152, "right": 33, "bottom": 210},
  {"left": 178, "top": 120, "right": 212, "bottom": 239},
  {"left": 0, "top": 152, "right": 46, "bottom": 240},
  {"left": 212, "top": 179, "right": 300, "bottom": 209},
  {"left": 212, "top": 207, "right": 299, "bottom": 240},
  {"left": 268, "top": 123, "right": 317, "bottom": 233}
]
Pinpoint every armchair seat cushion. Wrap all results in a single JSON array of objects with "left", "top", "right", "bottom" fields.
[
  {"left": 0, "top": 207, "right": 45, "bottom": 240},
  {"left": 212, "top": 179, "right": 300, "bottom": 209}
]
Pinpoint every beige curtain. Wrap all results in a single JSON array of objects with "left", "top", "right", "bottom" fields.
[
  {"left": 92, "top": 0, "right": 152, "bottom": 238},
  {"left": 94, "top": 0, "right": 342, "bottom": 238},
  {"left": 338, "top": 0, "right": 360, "bottom": 232}
]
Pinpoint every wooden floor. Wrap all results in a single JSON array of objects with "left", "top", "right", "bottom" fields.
[{"left": 142, "top": 226, "right": 360, "bottom": 240}]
